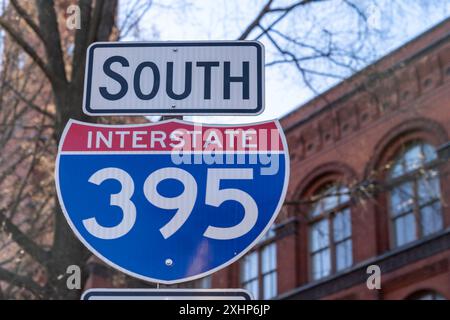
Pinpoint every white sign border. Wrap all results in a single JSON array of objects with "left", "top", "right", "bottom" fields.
[
  {"left": 81, "top": 288, "right": 253, "bottom": 300},
  {"left": 55, "top": 118, "right": 290, "bottom": 285},
  {"left": 82, "top": 41, "right": 265, "bottom": 116}
]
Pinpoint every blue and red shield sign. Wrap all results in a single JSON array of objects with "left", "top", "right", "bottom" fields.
[{"left": 55, "top": 119, "right": 289, "bottom": 284}]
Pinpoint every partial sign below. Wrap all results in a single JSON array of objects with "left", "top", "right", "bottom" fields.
[
  {"left": 83, "top": 41, "right": 264, "bottom": 115},
  {"left": 81, "top": 289, "right": 252, "bottom": 300},
  {"left": 55, "top": 119, "right": 289, "bottom": 284}
]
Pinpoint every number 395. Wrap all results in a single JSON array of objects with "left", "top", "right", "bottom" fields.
[{"left": 83, "top": 168, "right": 258, "bottom": 241}]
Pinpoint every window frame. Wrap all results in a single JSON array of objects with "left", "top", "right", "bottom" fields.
[
  {"left": 240, "top": 231, "right": 278, "bottom": 300},
  {"left": 386, "top": 142, "right": 443, "bottom": 248},
  {"left": 308, "top": 184, "right": 353, "bottom": 281}
]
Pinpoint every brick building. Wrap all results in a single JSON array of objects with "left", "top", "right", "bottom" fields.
[
  {"left": 86, "top": 18, "right": 450, "bottom": 300},
  {"left": 208, "top": 18, "right": 450, "bottom": 300}
]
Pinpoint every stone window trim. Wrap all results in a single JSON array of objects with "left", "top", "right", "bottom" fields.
[
  {"left": 293, "top": 162, "right": 358, "bottom": 208},
  {"left": 365, "top": 117, "right": 447, "bottom": 178}
]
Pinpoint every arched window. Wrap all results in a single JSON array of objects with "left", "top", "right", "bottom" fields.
[
  {"left": 388, "top": 141, "right": 443, "bottom": 247},
  {"left": 407, "top": 290, "right": 446, "bottom": 300},
  {"left": 309, "top": 184, "right": 352, "bottom": 280},
  {"left": 240, "top": 227, "right": 277, "bottom": 299}
]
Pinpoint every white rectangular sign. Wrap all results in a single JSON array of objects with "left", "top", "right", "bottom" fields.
[
  {"left": 81, "top": 289, "right": 252, "bottom": 300},
  {"left": 83, "top": 41, "right": 264, "bottom": 116}
]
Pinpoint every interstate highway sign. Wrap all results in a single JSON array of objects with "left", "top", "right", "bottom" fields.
[
  {"left": 83, "top": 41, "right": 264, "bottom": 115},
  {"left": 55, "top": 119, "right": 289, "bottom": 284}
]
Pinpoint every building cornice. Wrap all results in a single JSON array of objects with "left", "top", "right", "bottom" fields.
[{"left": 281, "top": 17, "right": 450, "bottom": 131}]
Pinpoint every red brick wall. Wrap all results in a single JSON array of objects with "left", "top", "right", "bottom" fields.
[{"left": 212, "top": 18, "right": 450, "bottom": 300}]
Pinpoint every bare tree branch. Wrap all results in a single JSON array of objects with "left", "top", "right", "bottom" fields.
[
  {"left": 0, "top": 18, "right": 54, "bottom": 83},
  {"left": 118, "top": 0, "right": 153, "bottom": 40},
  {"left": 87, "top": 0, "right": 105, "bottom": 44},
  {"left": 270, "top": 0, "right": 319, "bottom": 12},
  {"left": 253, "top": 0, "right": 321, "bottom": 41},
  {"left": 0, "top": 209, "right": 50, "bottom": 267},
  {"left": 238, "top": 0, "right": 273, "bottom": 40},
  {"left": 5, "top": 81, "right": 55, "bottom": 121},
  {"left": 35, "top": 0, "right": 68, "bottom": 86},
  {"left": 0, "top": 103, "right": 52, "bottom": 267},
  {"left": 95, "top": 0, "right": 118, "bottom": 41},
  {"left": 71, "top": 0, "right": 92, "bottom": 83},
  {"left": 10, "top": 0, "right": 45, "bottom": 44},
  {"left": 0, "top": 266, "right": 43, "bottom": 296},
  {"left": 87, "top": 0, "right": 118, "bottom": 43}
]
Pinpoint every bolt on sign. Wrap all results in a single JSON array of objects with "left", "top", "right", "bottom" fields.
[
  {"left": 83, "top": 41, "right": 264, "bottom": 115},
  {"left": 55, "top": 119, "right": 289, "bottom": 284}
]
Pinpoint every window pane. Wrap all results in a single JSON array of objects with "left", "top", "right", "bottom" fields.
[
  {"left": 311, "top": 220, "right": 329, "bottom": 252},
  {"left": 263, "top": 272, "right": 277, "bottom": 299},
  {"left": 323, "top": 185, "right": 339, "bottom": 211},
  {"left": 310, "top": 184, "right": 350, "bottom": 217},
  {"left": 394, "top": 213, "right": 416, "bottom": 246},
  {"left": 333, "top": 208, "right": 351, "bottom": 242},
  {"left": 336, "top": 239, "right": 353, "bottom": 271},
  {"left": 422, "top": 144, "right": 437, "bottom": 163},
  {"left": 262, "top": 244, "right": 276, "bottom": 274},
  {"left": 244, "top": 280, "right": 259, "bottom": 300},
  {"left": 416, "top": 293, "right": 434, "bottom": 300},
  {"left": 338, "top": 186, "right": 350, "bottom": 203},
  {"left": 241, "top": 252, "right": 258, "bottom": 282},
  {"left": 390, "top": 160, "right": 404, "bottom": 179},
  {"left": 404, "top": 144, "right": 422, "bottom": 173},
  {"left": 420, "top": 202, "right": 443, "bottom": 236},
  {"left": 190, "top": 276, "right": 211, "bottom": 289},
  {"left": 411, "top": 291, "right": 446, "bottom": 300},
  {"left": 390, "top": 182, "right": 414, "bottom": 216},
  {"left": 310, "top": 201, "right": 323, "bottom": 217},
  {"left": 390, "top": 143, "right": 437, "bottom": 179},
  {"left": 418, "top": 173, "right": 441, "bottom": 205},
  {"left": 312, "top": 249, "right": 331, "bottom": 280}
]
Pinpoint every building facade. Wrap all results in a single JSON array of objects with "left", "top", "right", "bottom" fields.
[{"left": 210, "top": 18, "right": 450, "bottom": 300}]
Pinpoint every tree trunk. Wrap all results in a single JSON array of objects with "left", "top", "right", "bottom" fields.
[{"left": 47, "top": 84, "right": 92, "bottom": 299}]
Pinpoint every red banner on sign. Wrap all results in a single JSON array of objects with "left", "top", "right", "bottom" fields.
[{"left": 61, "top": 119, "right": 283, "bottom": 153}]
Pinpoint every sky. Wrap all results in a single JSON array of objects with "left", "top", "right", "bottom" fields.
[
  {"left": 119, "top": 1, "right": 449, "bottom": 124},
  {"left": 0, "top": 1, "right": 448, "bottom": 125}
]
